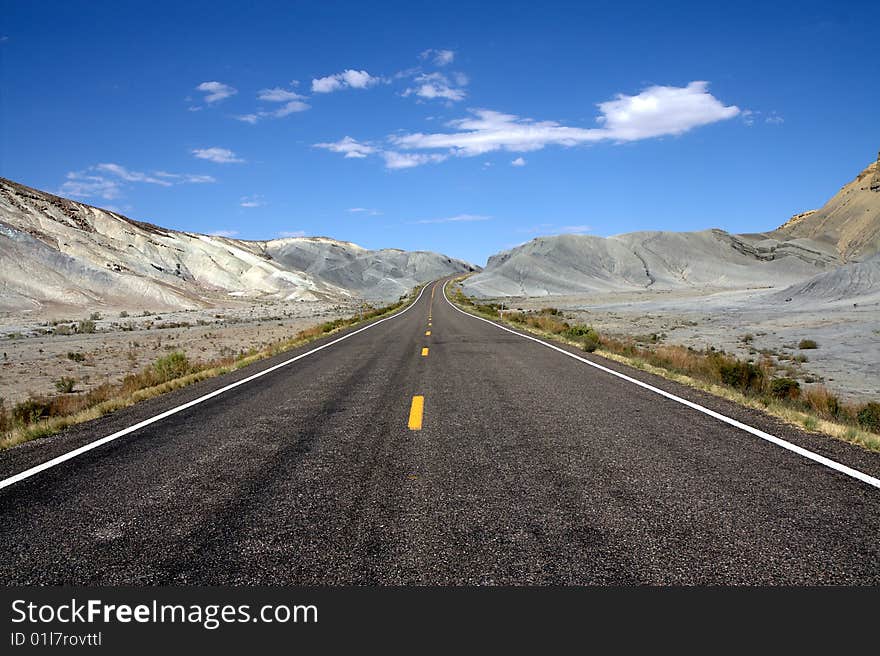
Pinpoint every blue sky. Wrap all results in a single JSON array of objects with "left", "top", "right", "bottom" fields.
[{"left": 2, "top": 0, "right": 878, "bottom": 265}]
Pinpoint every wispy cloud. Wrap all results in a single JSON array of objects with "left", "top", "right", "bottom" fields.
[
  {"left": 420, "top": 48, "right": 455, "bottom": 66},
  {"left": 511, "top": 157, "right": 526, "bottom": 167},
  {"left": 413, "top": 213, "right": 491, "bottom": 224},
  {"left": 319, "top": 82, "right": 738, "bottom": 169},
  {"left": 278, "top": 230, "right": 307, "bottom": 238},
  {"left": 196, "top": 81, "right": 237, "bottom": 104},
  {"left": 392, "top": 82, "right": 738, "bottom": 156},
  {"left": 60, "top": 163, "right": 215, "bottom": 201},
  {"left": 209, "top": 229, "right": 240, "bottom": 237},
  {"left": 235, "top": 86, "right": 310, "bottom": 123},
  {"left": 348, "top": 207, "right": 382, "bottom": 216},
  {"left": 314, "top": 136, "right": 376, "bottom": 159},
  {"left": 191, "top": 147, "right": 244, "bottom": 164},
  {"left": 311, "top": 69, "right": 381, "bottom": 93},
  {"left": 381, "top": 151, "right": 447, "bottom": 169},
  {"left": 403, "top": 72, "right": 467, "bottom": 102},
  {"left": 240, "top": 195, "right": 265, "bottom": 208}
]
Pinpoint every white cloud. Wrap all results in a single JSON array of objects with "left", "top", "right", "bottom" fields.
[
  {"left": 314, "top": 136, "right": 376, "bottom": 158},
  {"left": 240, "top": 195, "right": 265, "bottom": 208},
  {"left": 413, "top": 214, "right": 491, "bottom": 224},
  {"left": 257, "top": 87, "right": 305, "bottom": 102},
  {"left": 278, "top": 230, "right": 307, "bottom": 238},
  {"left": 210, "top": 229, "right": 240, "bottom": 237},
  {"left": 59, "top": 174, "right": 123, "bottom": 201},
  {"left": 404, "top": 72, "right": 467, "bottom": 102},
  {"left": 95, "top": 163, "right": 172, "bottom": 186},
  {"left": 420, "top": 49, "right": 455, "bottom": 66},
  {"left": 196, "top": 81, "right": 237, "bottom": 103},
  {"left": 558, "top": 224, "right": 592, "bottom": 234},
  {"left": 381, "top": 151, "right": 447, "bottom": 169},
  {"left": 233, "top": 114, "right": 260, "bottom": 124},
  {"left": 318, "top": 82, "right": 737, "bottom": 170},
  {"left": 392, "top": 82, "right": 738, "bottom": 156},
  {"left": 311, "top": 69, "right": 380, "bottom": 93},
  {"left": 59, "top": 163, "right": 215, "bottom": 201},
  {"left": 348, "top": 207, "right": 382, "bottom": 215},
  {"left": 511, "top": 157, "right": 526, "bottom": 166},
  {"left": 595, "top": 81, "right": 739, "bottom": 140},
  {"left": 191, "top": 147, "right": 244, "bottom": 164},
  {"left": 765, "top": 112, "right": 784, "bottom": 125}
]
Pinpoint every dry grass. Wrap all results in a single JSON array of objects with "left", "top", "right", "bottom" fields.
[
  {"left": 449, "top": 282, "right": 880, "bottom": 453},
  {"left": 0, "top": 292, "right": 416, "bottom": 450}
]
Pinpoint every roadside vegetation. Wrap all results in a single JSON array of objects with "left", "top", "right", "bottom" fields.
[
  {"left": 449, "top": 283, "right": 880, "bottom": 453},
  {"left": 0, "top": 292, "right": 416, "bottom": 450}
]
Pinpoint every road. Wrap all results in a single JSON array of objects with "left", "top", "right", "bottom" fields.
[{"left": 1, "top": 279, "right": 879, "bottom": 584}]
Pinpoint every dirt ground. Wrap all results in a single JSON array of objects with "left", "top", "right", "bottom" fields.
[
  {"left": 496, "top": 287, "right": 880, "bottom": 403},
  {"left": 0, "top": 299, "right": 360, "bottom": 406}
]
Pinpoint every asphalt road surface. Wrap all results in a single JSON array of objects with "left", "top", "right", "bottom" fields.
[{"left": 1, "top": 280, "right": 879, "bottom": 585}]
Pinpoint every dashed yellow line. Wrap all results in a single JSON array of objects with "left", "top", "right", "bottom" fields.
[
  {"left": 408, "top": 395, "right": 424, "bottom": 430},
  {"left": 421, "top": 347, "right": 429, "bottom": 357},
  {"left": 425, "top": 330, "right": 431, "bottom": 336}
]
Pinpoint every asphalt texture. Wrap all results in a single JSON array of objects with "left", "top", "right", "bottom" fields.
[{"left": 1, "top": 280, "right": 879, "bottom": 585}]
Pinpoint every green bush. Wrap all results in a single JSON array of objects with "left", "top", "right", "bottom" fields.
[
  {"left": 769, "top": 377, "right": 800, "bottom": 400},
  {"left": 715, "top": 358, "right": 764, "bottom": 393},
  {"left": 153, "top": 352, "right": 190, "bottom": 382},
  {"left": 581, "top": 330, "right": 600, "bottom": 353},
  {"left": 77, "top": 319, "right": 97, "bottom": 334},
  {"left": 54, "top": 324, "right": 73, "bottom": 336},
  {"left": 857, "top": 402, "right": 880, "bottom": 433},
  {"left": 12, "top": 399, "right": 51, "bottom": 425},
  {"left": 798, "top": 339, "right": 818, "bottom": 349},
  {"left": 67, "top": 351, "right": 85, "bottom": 362},
  {"left": 54, "top": 377, "right": 76, "bottom": 394}
]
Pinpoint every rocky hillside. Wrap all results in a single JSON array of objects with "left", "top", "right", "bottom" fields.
[
  {"left": 465, "top": 229, "right": 839, "bottom": 297},
  {"left": 0, "top": 178, "right": 475, "bottom": 313},
  {"left": 466, "top": 151, "right": 880, "bottom": 298},
  {"left": 772, "top": 152, "right": 880, "bottom": 261}
]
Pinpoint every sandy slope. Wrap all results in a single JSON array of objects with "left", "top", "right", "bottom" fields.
[
  {"left": 0, "top": 178, "right": 474, "bottom": 314},
  {"left": 772, "top": 153, "right": 880, "bottom": 261}
]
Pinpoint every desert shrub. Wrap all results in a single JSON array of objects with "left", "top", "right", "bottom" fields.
[
  {"left": 0, "top": 398, "right": 8, "bottom": 433},
  {"left": 54, "top": 324, "right": 73, "bottom": 336},
  {"left": 769, "top": 377, "right": 800, "bottom": 400},
  {"left": 798, "top": 339, "right": 818, "bottom": 350},
  {"left": 89, "top": 312, "right": 102, "bottom": 321},
  {"left": 540, "top": 307, "right": 563, "bottom": 316},
  {"left": 803, "top": 386, "right": 840, "bottom": 420},
  {"left": 119, "top": 310, "right": 129, "bottom": 318},
  {"left": 714, "top": 357, "right": 765, "bottom": 393},
  {"left": 153, "top": 352, "right": 190, "bottom": 382},
  {"left": 67, "top": 351, "right": 85, "bottom": 362},
  {"left": 54, "top": 377, "right": 76, "bottom": 394},
  {"left": 12, "top": 398, "right": 51, "bottom": 425},
  {"left": 740, "top": 334, "right": 754, "bottom": 343},
  {"left": 77, "top": 319, "right": 96, "bottom": 334},
  {"left": 857, "top": 402, "right": 880, "bottom": 433},
  {"left": 580, "top": 328, "right": 601, "bottom": 353},
  {"left": 564, "top": 324, "right": 594, "bottom": 338}
]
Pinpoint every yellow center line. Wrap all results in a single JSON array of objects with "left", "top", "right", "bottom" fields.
[
  {"left": 421, "top": 347, "right": 429, "bottom": 357},
  {"left": 425, "top": 330, "right": 431, "bottom": 336},
  {"left": 408, "top": 395, "right": 424, "bottom": 430}
]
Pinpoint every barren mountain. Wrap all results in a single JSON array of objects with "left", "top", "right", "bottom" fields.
[
  {"left": 772, "top": 152, "right": 880, "bottom": 261},
  {"left": 465, "top": 229, "right": 839, "bottom": 297},
  {"left": 0, "top": 178, "right": 475, "bottom": 314},
  {"left": 466, "top": 152, "right": 880, "bottom": 298},
  {"left": 769, "top": 253, "right": 880, "bottom": 307}
]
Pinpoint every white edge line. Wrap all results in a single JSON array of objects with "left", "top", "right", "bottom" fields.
[
  {"left": 0, "top": 284, "right": 430, "bottom": 492},
  {"left": 443, "top": 281, "right": 880, "bottom": 491}
]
